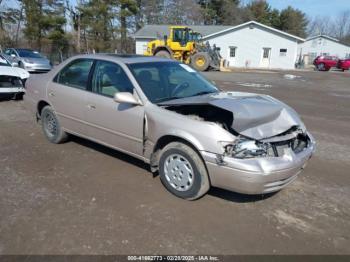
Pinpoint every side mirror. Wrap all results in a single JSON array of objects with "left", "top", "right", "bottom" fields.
[{"left": 114, "top": 92, "right": 141, "bottom": 105}]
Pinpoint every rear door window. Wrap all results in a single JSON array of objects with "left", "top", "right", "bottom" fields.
[{"left": 55, "top": 59, "right": 93, "bottom": 90}]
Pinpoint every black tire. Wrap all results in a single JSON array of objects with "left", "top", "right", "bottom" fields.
[
  {"left": 41, "top": 105, "right": 68, "bottom": 144},
  {"left": 159, "top": 142, "right": 210, "bottom": 200},
  {"left": 13, "top": 93, "right": 24, "bottom": 100},
  {"left": 191, "top": 52, "right": 210, "bottom": 71},
  {"left": 154, "top": 50, "right": 171, "bottom": 58},
  {"left": 317, "top": 63, "right": 325, "bottom": 71}
]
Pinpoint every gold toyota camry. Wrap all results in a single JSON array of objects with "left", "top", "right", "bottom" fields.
[{"left": 25, "top": 54, "right": 315, "bottom": 200}]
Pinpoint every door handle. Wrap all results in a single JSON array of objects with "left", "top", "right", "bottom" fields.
[
  {"left": 87, "top": 104, "right": 96, "bottom": 109},
  {"left": 48, "top": 92, "right": 55, "bottom": 97}
]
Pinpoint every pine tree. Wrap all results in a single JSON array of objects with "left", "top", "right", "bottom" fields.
[{"left": 279, "top": 6, "right": 307, "bottom": 38}]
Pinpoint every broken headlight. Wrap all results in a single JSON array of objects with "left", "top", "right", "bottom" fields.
[{"left": 221, "top": 138, "right": 269, "bottom": 159}]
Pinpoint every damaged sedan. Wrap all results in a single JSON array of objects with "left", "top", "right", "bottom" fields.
[
  {"left": 25, "top": 54, "right": 315, "bottom": 200},
  {"left": 0, "top": 53, "right": 29, "bottom": 100}
]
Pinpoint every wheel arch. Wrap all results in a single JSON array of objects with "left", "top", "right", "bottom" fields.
[
  {"left": 153, "top": 46, "right": 173, "bottom": 56},
  {"left": 37, "top": 100, "right": 51, "bottom": 118},
  {"left": 149, "top": 134, "right": 206, "bottom": 173}
]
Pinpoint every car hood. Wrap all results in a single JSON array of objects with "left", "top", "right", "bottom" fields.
[
  {"left": 23, "top": 57, "right": 50, "bottom": 65},
  {"left": 159, "top": 92, "right": 306, "bottom": 140},
  {"left": 0, "top": 66, "right": 30, "bottom": 80}
]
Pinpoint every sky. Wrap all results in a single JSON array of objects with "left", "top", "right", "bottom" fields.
[
  {"left": 5, "top": 0, "right": 350, "bottom": 19},
  {"left": 260, "top": 0, "right": 349, "bottom": 18}
]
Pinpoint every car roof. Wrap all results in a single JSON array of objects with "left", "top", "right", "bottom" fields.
[
  {"left": 15, "top": 48, "right": 35, "bottom": 51},
  {"left": 69, "top": 53, "right": 177, "bottom": 64}
]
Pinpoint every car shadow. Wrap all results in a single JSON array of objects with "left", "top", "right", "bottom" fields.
[
  {"left": 69, "top": 135, "right": 277, "bottom": 203},
  {"left": 0, "top": 96, "right": 13, "bottom": 102},
  {"left": 69, "top": 135, "right": 149, "bottom": 171},
  {"left": 208, "top": 187, "right": 277, "bottom": 203}
]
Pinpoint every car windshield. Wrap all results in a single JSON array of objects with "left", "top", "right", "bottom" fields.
[
  {"left": 0, "top": 55, "right": 11, "bottom": 67},
  {"left": 18, "top": 49, "right": 44, "bottom": 58},
  {"left": 128, "top": 62, "right": 218, "bottom": 103}
]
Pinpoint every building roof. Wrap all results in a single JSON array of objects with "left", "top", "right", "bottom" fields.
[
  {"left": 134, "top": 21, "right": 305, "bottom": 42},
  {"left": 306, "top": 35, "right": 339, "bottom": 42},
  {"left": 134, "top": 25, "right": 236, "bottom": 39},
  {"left": 304, "top": 34, "right": 350, "bottom": 48},
  {"left": 203, "top": 21, "right": 305, "bottom": 42}
]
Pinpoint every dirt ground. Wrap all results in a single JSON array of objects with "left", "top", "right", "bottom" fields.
[{"left": 0, "top": 70, "right": 349, "bottom": 255}]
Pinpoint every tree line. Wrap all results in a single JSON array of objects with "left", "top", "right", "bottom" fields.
[{"left": 0, "top": 0, "right": 349, "bottom": 61}]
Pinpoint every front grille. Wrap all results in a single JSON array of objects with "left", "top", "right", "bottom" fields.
[{"left": 267, "top": 134, "right": 309, "bottom": 157}]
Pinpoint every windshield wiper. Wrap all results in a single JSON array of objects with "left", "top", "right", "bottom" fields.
[
  {"left": 155, "top": 96, "right": 183, "bottom": 103},
  {"left": 189, "top": 91, "right": 218, "bottom": 97}
]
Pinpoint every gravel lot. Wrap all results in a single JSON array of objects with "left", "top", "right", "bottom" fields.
[{"left": 0, "top": 70, "right": 349, "bottom": 255}]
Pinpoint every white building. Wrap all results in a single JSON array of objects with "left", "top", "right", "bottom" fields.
[
  {"left": 134, "top": 21, "right": 305, "bottom": 70},
  {"left": 298, "top": 35, "right": 350, "bottom": 64}
]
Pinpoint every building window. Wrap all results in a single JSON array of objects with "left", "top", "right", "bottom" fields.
[
  {"left": 279, "top": 49, "right": 287, "bottom": 56},
  {"left": 229, "top": 46, "right": 236, "bottom": 58}
]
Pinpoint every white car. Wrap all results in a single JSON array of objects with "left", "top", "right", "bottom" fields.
[{"left": 0, "top": 54, "right": 29, "bottom": 100}]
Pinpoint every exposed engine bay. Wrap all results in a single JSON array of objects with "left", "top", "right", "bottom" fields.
[
  {"left": 165, "top": 104, "right": 236, "bottom": 134},
  {"left": 164, "top": 103, "right": 311, "bottom": 159}
]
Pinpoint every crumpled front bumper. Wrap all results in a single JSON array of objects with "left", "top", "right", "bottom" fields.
[{"left": 201, "top": 134, "right": 316, "bottom": 194}]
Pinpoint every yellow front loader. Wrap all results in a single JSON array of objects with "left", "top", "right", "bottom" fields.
[{"left": 144, "top": 26, "right": 225, "bottom": 71}]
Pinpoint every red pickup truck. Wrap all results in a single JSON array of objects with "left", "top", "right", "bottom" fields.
[{"left": 313, "top": 56, "right": 339, "bottom": 71}]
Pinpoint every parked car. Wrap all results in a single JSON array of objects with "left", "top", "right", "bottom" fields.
[
  {"left": 4, "top": 48, "right": 52, "bottom": 73},
  {"left": 0, "top": 53, "right": 29, "bottom": 100},
  {"left": 25, "top": 54, "right": 315, "bottom": 200},
  {"left": 0, "top": 53, "right": 30, "bottom": 80},
  {"left": 337, "top": 58, "right": 350, "bottom": 71},
  {"left": 313, "top": 55, "right": 338, "bottom": 71}
]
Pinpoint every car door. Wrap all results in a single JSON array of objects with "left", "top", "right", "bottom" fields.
[
  {"left": 48, "top": 58, "right": 94, "bottom": 136},
  {"left": 85, "top": 60, "right": 144, "bottom": 157}
]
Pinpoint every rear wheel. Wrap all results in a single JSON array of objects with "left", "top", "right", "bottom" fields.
[
  {"left": 159, "top": 142, "right": 210, "bottom": 200},
  {"left": 41, "top": 105, "right": 68, "bottom": 144},
  {"left": 191, "top": 52, "right": 210, "bottom": 71},
  {"left": 154, "top": 50, "right": 171, "bottom": 59}
]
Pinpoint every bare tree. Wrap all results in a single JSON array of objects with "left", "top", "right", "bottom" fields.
[
  {"left": 307, "top": 16, "right": 333, "bottom": 36},
  {"left": 333, "top": 10, "right": 350, "bottom": 39}
]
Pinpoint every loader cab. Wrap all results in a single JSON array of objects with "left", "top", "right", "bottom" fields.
[{"left": 170, "top": 27, "right": 191, "bottom": 47}]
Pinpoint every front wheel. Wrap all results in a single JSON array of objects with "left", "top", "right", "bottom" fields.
[
  {"left": 13, "top": 93, "right": 24, "bottom": 100},
  {"left": 159, "top": 142, "right": 210, "bottom": 200},
  {"left": 317, "top": 63, "right": 325, "bottom": 71},
  {"left": 41, "top": 105, "right": 68, "bottom": 144},
  {"left": 154, "top": 50, "right": 171, "bottom": 58},
  {"left": 191, "top": 52, "right": 210, "bottom": 71}
]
